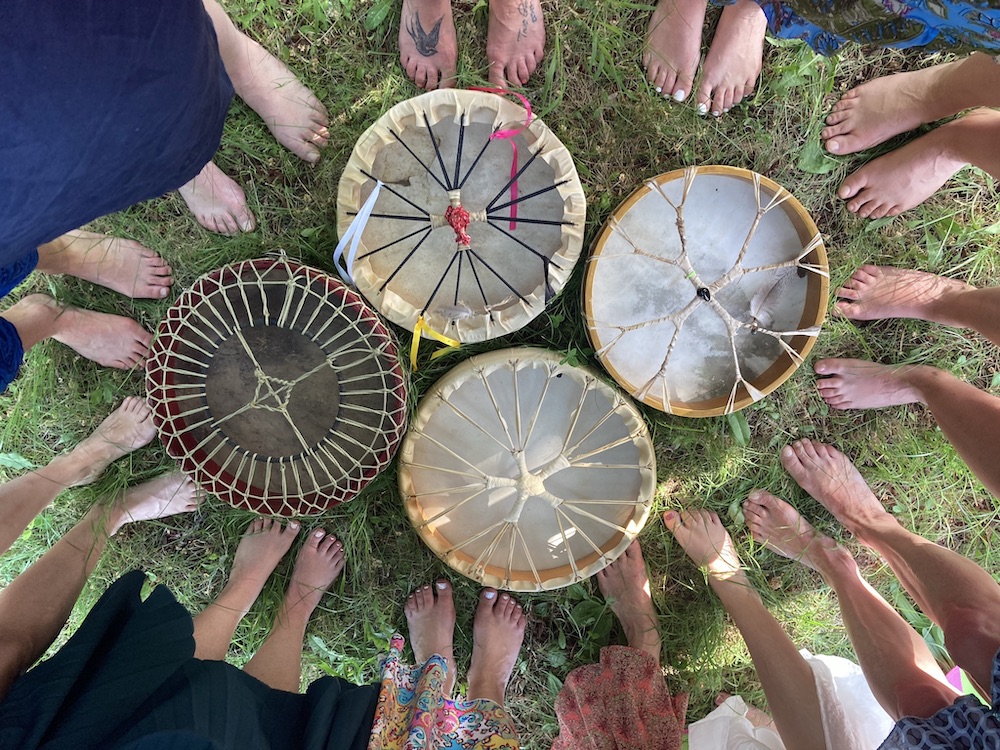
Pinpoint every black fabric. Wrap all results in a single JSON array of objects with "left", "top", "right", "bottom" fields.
[
  {"left": 0, "top": 572, "right": 379, "bottom": 750},
  {"left": 0, "top": 0, "right": 233, "bottom": 266}
]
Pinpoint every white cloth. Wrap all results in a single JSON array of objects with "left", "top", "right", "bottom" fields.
[{"left": 688, "top": 651, "right": 894, "bottom": 749}]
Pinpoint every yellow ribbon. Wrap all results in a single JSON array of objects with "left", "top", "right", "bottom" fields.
[{"left": 410, "top": 316, "right": 461, "bottom": 370}]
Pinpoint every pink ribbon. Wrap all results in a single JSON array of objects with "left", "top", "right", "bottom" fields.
[{"left": 469, "top": 87, "right": 533, "bottom": 231}]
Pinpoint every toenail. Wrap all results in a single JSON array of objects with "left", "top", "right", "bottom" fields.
[
  {"left": 501, "top": 593, "right": 509, "bottom": 600},
  {"left": 712, "top": 110, "right": 721, "bottom": 117},
  {"left": 314, "top": 530, "right": 324, "bottom": 538},
  {"left": 484, "top": 591, "right": 496, "bottom": 599},
  {"left": 289, "top": 521, "right": 299, "bottom": 529},
  {"left": 697, "top": 103, "right": 708, "bottom": 115},
  {"left": 827, "top": 140, "right": 840, "bottom": 153},
  {"left": 673, "top": 89, "right": 686, "bottom": 102},
  {"left": 436, "top": 581, "right": 447, "bottom": 589},
  {"left": 655, "top": 86, "right": 662, "bottom": 93}
]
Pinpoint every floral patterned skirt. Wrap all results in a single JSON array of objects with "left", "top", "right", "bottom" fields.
[
  {"left": 367, "top": 634, "right": 520, "bottom": 750},
  {"left": 551, "top": 646, "right": 687, "bottom": 750}
]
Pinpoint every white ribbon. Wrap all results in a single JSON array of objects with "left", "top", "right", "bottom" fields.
[{"left": 333, "top": 180, "right": 383, "bottom": 286}]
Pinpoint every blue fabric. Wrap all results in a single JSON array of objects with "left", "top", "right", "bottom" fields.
[
  {"left": 879, "top": 647, "right": 1000, "bottom": 748},
  {"left": 707, "top": 0, "right": 1000, "bottom": 55},
  {"left": 0, "top": 318, "right": 25, "bottom": 393},
  {"left": 0, "top": 0, "right": 233, "bottom": 269},
  {"left": 0, "top": 571, "right": 380, "bottom": 750}
]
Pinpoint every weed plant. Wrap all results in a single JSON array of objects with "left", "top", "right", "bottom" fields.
[{"left": 3, "top": 1, "right": 999, "bottom": 746}]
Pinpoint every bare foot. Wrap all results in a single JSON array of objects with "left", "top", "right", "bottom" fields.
[
  {"left": 55, "top": 397, "right": 157, "bottom": 487},
  {"left": 226, "top": 42, "right": 329, "bottom": 163},
  {"left": 284, "top": 529, "right": 345, "bottom": 620},
  {"left": 35, "top": 230, "right": 172, "bottom": 300},
  {"left": 177, "top": 162, "right": 256, "bottom": 235},
  {"left": 487, "top": 0, "right": 545, "bottom": 88},
  {"left": 399, "top": 0, "right": 457, "bottom": 90},
  {"left": 814, "top": 358, "right": 925, "bottom": 409},
  {"left": 837, "top": 118, "right": 972, "bottom": 219},
  {"left": 822, "top": 60, "right": 967, "bottom": 155},
  {"left": 404, "top": 580, "right": 457, "bottom": 694},
  {"left": 644, "top": 0, "right": 705, "bottom": 103},
  {"left": 835, "top": 265, "right": 974, "bottom": 322},
  {"left": 117, "top": 472, "right": 205, "bottom": 528},
  {"left": 779, "top": 439, "right": 893, "bottom": 541},
  {"left": 695, "top": 0, "right": 766, "bottom": 117},
  {"left": 4, "top": 294, "right": 151, "bottom": 369},
  {"left": 467, "top": 589, "right": 526, "bottom": 706},
  {"left": 743, "top": 489, "right": 844, "bottom": 571},
  {"left": 596, "top": 539, "right": 661, "bottom": 661},
  {"left": 663, "top": 509, "right": 742, "bottom": 580},
  {"left": 715, "top": 693, "right": 776, "bottom": 729}
]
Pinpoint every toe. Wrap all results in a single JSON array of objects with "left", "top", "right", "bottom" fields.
[{"left": 516, "top": 60, "right": 530, "bottom": 86}]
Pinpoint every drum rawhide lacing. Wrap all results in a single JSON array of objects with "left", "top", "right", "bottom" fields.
[
  {"left": 401, "top": 348, "right": 654, "bottom": 591},
  {"left": 147, "top": 255, "right": 408, "bottom": 516},
  {"left": 592, "top": 167, "right": 828, "bottom": 415}
]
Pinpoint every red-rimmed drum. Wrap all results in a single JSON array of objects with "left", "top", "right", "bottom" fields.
[{"left": 146, "top": 256, "right": 408, "bottom": 515}]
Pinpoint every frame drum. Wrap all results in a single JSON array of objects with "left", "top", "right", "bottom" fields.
[
  {"left": 146, "top": 256, "right": 408, "bottom": 516},
  {"left": 585, "top": 166, "right": 829, "bottom": 417},
  {"left": 399, "top": 347, "right": 655, "bottom": 592},
  {"left": 338, "top": 90, "right": 586, "bottom": 343}
]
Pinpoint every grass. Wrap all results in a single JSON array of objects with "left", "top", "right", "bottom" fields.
[{"left": 4, "top": 1, "right": 1000, "bottom": 746}]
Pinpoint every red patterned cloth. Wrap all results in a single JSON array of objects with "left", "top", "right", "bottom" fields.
[{"left": 551, "top": 646, "right": 687, "bottom": 750}]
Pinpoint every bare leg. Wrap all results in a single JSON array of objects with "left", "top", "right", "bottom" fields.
[
  {"left": 838, "top": 108, "right": 1000, "bottom": 219},
  {"left": 486, "top": 0, "right": 544, "bottom": 88},
  {"left": 643, "top": 0, "right": 706, "bottom": 103},
  {"left": 695, "top": 0, "right": 766, "bottom": 117},
  {"left": 35, "top": 230, "right": 172, "bottom": 299},
  {"left": 404, "top": 579, "right": 457, "bottom": 695},
  {"left": 192, "top": 518, "right": 300, "bottom": 660},
  {"left": 242, "top": 529, "right": 344, "bottom": 692},
  {"left": 822, "top": 53, "right": 1000, "bottom": 155},
  {"left": 177, "top": 161, "right": 256, "bottom": 236},
  {"left": 664, "top": 508, "right": 826, "bottom": 750},
  {"left": 815, "top": 360, "right": 1000, "bottom": 499},
  {"left": 0, "top": 474, "right": 201, "bottom": 700},
  {"left": 466, "top": 589, "right": 525, "bottom": 706},
  {"left": 782, "top": 439, "right": 1000, "bottom": 692},
  {"left": 398, "top": 0, "right": 458, "bottom": 90},
  {"left": 201, "top": 0, "right": 329, "bottom": 162},
  {"left": 595, "top": 539, "right": 661, "bottom": 662},
  {"left": 0, "top": 397, "right": 156, "bottom": 556},
  {"left": 0, "top": 294, "right": 150, "bottom": 369}
]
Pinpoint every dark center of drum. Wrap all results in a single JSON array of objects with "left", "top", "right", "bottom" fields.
[{"left": 205, "top": 325, "right": 340, "bottom": 458}]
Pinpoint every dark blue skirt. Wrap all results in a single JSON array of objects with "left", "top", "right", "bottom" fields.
[{"left": 0, "top": 0, "right": 233, "bottom": 267}]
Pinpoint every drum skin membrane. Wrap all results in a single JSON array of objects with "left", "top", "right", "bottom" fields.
[
  {"left": 585, "top": 166, "right": 830, "bottom": 417},
  {"left": 400, "top": 348, "right": 655, "bottom": 592},
  {"left": 147, "top": 257, "right": 408, "bottom": 516},
  {"left": 338, "top": 90, "right": 586, "bottom": 343}
]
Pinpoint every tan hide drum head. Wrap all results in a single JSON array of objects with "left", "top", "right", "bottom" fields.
[
  {"left": 585, "top": 166, "right": 829, "bottom": 417},
  {"left": 146, "top": 256, "right": 408, "bottom": 516},
  {"left": 337, "top": 90, "right": 586, "bottom": 343},
  {"left": 399, "top": 347, "right": 656, "bottom": 591}
]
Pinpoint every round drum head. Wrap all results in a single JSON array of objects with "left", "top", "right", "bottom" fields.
[
  {"left": 399, "top": 347, "right": 655, "bottom": 592},
  {"left": 338, "top": 90, "right": 586, "bottom": 343},
  {"left": 585, "top": 166, "right": 829, "bottom": 417},
  {"left": 146, "top": 257, "right": 408, "bottom": 516}
]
